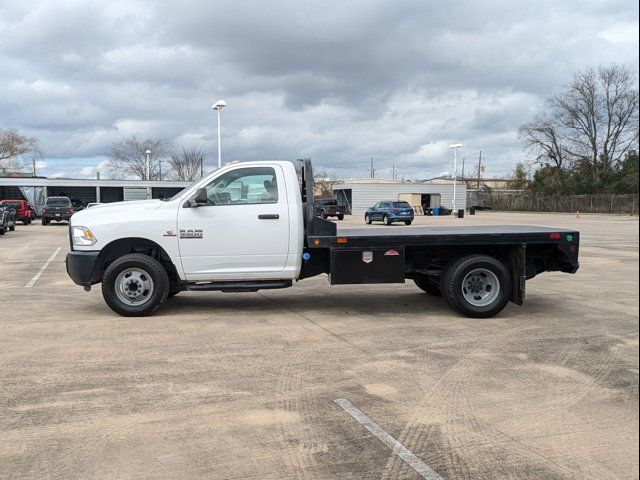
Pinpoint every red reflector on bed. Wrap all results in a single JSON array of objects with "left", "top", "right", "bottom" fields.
[{"left": 549, "top": 233, "right": 561, "bottom": 240}]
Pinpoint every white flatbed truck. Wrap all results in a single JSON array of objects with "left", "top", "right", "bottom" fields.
[{"left": 66, "top": 160, "right": 579, "bottom": 318}]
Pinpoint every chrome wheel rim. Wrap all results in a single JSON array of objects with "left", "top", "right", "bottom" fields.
[
  {"left": 462, "top": 268, "right": 500, "bottom": 307},
  {"left": 115, "top": 268, "right": 154, "bottom": 306}
]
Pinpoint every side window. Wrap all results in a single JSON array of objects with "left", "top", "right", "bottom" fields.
[
  {"left": 203, "top": 167, "right": 278, "bottom": 205},
  {"left": 373, "top": 203, "right": 380, "bottom": 209}
]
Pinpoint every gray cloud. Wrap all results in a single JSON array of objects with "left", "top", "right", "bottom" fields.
[{"left": 0, "top": 0, "right": 638, "bottom": 179}]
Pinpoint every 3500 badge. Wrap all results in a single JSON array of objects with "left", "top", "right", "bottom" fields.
[{"left": 179, "top": 229, "right": 203, "bottom": 239}]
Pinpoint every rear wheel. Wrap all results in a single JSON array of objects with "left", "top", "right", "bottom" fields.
[
  {"left": 321, "top": 210, "right": 328, "bottom": 219},
  {"left": 441, "top": 255, "right": 511, "bottom": 318},
  {"left": 337, "top": 214, "right": 344, "bottom": 221},
  {"left": 404, "top": 220, "right": 412, "bottom": 225},
  {"left": 413, "top": 274, "right": 441, "bottom": 296},
  {"left": 383, "top": 215, "right": 390, "bottom": 225},
  {"left": 22, "top": 219, "right": 29, "bottom": 225},
  {"left": 102, "top": 253, "right": 169, "bottom": 317},
  {"left": 42, "top": 218, "right": 48, "bottom": 226}
]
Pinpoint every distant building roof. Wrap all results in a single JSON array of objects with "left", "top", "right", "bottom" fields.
[{"left": 0, "top": 171, "right": 44, "bottom": 178}]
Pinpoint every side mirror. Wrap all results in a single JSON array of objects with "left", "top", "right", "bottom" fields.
[{"left": 183, "top": 187, "right": 208, "bottom": 208}]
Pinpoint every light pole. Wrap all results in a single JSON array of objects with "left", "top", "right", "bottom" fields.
[
  {"left": 145, "top": 149, "right": 151, "bottom": 199},
  {"left": 145, "top": 149, "right": 151, "bottom": 181},
  {"left": 449, "top": 143, "right": 462, "bottom": 212},
  {"left": 211, "top": 99, "right": 227, "bottom": 168}
]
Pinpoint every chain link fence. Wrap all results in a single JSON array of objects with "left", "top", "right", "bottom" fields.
[{"left": 468, "top": 190, "right": 639, "bottom": 215}]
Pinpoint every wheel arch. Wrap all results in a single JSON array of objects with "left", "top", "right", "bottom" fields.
[{"left": 93, "top": 237, "right": 179, "bottom": 286}]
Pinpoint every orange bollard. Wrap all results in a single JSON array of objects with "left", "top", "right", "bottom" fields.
[{"left": 576, "top": 210, "right": 580, "bottom": 218}]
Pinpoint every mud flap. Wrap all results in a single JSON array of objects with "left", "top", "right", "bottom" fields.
[{"left": 509, "top": 244, "right": 526, "bottom": 305}]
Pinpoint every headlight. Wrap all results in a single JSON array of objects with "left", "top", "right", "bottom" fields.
[{"left": 72, "top": 226, "right": 97, "bottom": 246}]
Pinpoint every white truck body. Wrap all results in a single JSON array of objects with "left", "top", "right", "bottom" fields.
[{"left": 71, "top": 161, "right": 304, "bottom": 282}]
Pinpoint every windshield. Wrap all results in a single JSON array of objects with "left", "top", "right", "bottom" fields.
[
  {"left": 393, "top": 201, "right": 411, "bottom": 208},
  {"left": 46, "top": 197, "right": 71, "bottom": 206}
]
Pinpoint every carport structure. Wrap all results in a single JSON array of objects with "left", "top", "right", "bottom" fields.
[{"left": 0, "top": 177, "right": 190, "bottom": 214}]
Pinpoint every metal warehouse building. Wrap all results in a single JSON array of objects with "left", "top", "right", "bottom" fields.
[
  {"left": 0, "top": 177, "right": 190, "bottom": 215},
  {"left": 333, "top": 179, "right": 466, "bottom": 215}
]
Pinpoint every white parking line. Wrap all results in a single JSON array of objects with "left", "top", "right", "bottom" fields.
[
  {"left": 25, "top": 247, "right": 62, "bottom": 288},
  {"left": 334, "top": 398, "right": 444, "bottom": 480}
]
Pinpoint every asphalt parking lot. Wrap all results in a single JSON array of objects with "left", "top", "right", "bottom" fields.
[{"left": 0, "top": 212, "right": 638, "bottom": 480}]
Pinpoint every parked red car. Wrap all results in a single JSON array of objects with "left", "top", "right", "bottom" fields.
[{"left": 0, "top": 199, "right": 35, "bottom": 225}]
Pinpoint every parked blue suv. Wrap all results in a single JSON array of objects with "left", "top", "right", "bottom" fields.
[{"left": 365, "top": 200, "right": 415, "bottom": 225}]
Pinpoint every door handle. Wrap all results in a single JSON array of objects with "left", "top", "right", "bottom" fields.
[{"left": 258, "top": 214, "right": 279, "bottom": 219}]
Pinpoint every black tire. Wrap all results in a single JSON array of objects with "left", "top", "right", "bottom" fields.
[
  {"left": 413, "top": 274, "right": 441, "bottom": 296},
  {"left": 441, "top": 255, "right": 511, "bottom": 318},
  {"left": 9, "top": 224, "right": 15, "bottom": 231},
  {"left": 405, "top": 220, "right": 412, "bottom": 225},
  {"left": 365, "top": 214, "right": 372, "bottom": 224},
  {"left": 383, "top": 215, "right": 390, "bottom": 225},
  {"left": 102, "top": 253, "right": 169, "bottom": 317},
  {"left": 321, "top": 210, "right": 328, "bottom": 219},
  {"left": 22, "top": 220, "right": 29, "bottom": 225},
  {"left": 337, "top": 214, "right": 344, "bottom": 221},
  {"left": 42, "top": 218, "right": 48, "bottom": 226},
  {"left": 0, "top": 227, "right": 5, "bottom": 235}
]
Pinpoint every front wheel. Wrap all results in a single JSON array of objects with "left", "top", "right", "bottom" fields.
[
  {"left": 365, "top": 214, "right": 372, "bottom": 224},
  {"left": 102, "top": 253, "right": 169, "bottom": 317},
  {"left": 441, "top": 255, "right": 511, "bottom": 318},
  {"left": 42, "top": 218, "right": 48, "bottom": 226},
  {"left": 337, "top": 214, "right": 344, "bottom": 221},
  {"left": 404, "top": 220, "right": 412, "bottom": 225}
]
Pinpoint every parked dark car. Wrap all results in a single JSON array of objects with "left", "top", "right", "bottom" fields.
[
  {"left": 0, "top": 205, "right": 16, "bottom": 234},
  {"left": 313, "top": 198, "right": 346, "bottom": 220},
  {"left": 42, "top": 196, "right": 74, "bottom": 225},
  {"left": 365, "top": 200, "right": 415, "bottom": 225},
  {"left": 70, "top": 198, "right": 85, "bottom": 212}
]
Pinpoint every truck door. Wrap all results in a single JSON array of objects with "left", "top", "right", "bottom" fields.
[{"left": 177, "top": 165, "right": 290, "bottom": 281}]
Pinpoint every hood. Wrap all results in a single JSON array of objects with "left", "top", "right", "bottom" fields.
[{"left": 71, "top": 199, "right": 164, "bottom": 225}]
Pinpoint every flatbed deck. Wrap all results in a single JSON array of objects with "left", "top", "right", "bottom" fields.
[{"left": 308, "top": 225, "right": 579, "bottom": 248}]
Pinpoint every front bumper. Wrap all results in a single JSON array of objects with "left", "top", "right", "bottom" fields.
[{"left": 66, "top": 251, "right": 100, "bottom": 290}]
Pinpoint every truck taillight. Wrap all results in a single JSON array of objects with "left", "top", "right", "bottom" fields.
[
  {"left": 549, "top": 233, "right": 561, "bottom": 240},
  {"left": 68, "top": 208, "right": 73, "bottom": 213}
]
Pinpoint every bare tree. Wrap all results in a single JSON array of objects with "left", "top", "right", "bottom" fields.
[
  {"left": 107, "top": 136, "right": 171, "bottom": 180},
  {"left": 520, "top": 65, "right": 639, "bottom": 173},
  {"left": 169, "top": 146, "right": 206, "bottom": 181},
  {"left": 313, "top": 168, "right": 340, "bottom": 197},
  {"left": 518, "top": 113, "right": 568, "bottom": 169},
  {"left": 0, "top": 128, "right": 42, "bottom": 173}
]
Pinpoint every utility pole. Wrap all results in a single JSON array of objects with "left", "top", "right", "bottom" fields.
[
  {"left": 477, "top": 150, "right": 482, "bottom": 189},
  {"left": 32, "top": 158, "right": 36, "bottom": 177},
  {"left": 370, "top": 157, "right": 375, "bottom": 179},
  {"left": 461, "top": 157, "right": 465, "bottom": 180},
  {"left": 392, "top": 163, "right": 395, "bottom": 180},
  {"left": 159, "top": 159, "right": 163, "bottom": 181}
]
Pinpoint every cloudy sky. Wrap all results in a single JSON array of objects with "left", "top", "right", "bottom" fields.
[{"left": 1, "top": 0, "right": 638, "bottom": 180}]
